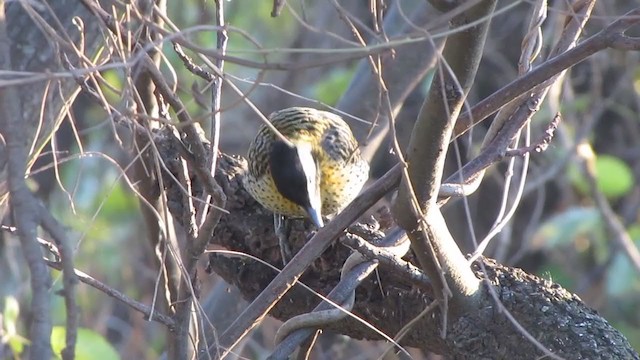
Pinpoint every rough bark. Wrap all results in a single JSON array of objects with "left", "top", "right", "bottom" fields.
[{"left": 154, "top": 131, "right": 638, "bottom": 359}]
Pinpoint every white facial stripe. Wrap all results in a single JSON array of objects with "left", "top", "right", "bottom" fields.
[
  {"left": 295, "top": 143, "right": 322, "bottom": 210},
  {"left": 295, "top": 143, "right": 316, "bottom": 184}
]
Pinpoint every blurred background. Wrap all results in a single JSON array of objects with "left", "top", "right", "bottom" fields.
[{"left": 1, "top": 0, "right": 639, "bottom": 358}]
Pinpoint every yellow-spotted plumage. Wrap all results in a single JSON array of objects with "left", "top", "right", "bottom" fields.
[{"left": 243, "top": 107, "right": 369, "bottom": 226}]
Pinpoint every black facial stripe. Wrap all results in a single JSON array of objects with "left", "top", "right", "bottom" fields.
[{"left": 269, "top": 140, "right": 312, "bottom": 209}]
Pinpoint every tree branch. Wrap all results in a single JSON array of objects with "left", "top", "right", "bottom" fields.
[
  {"left": 210, "top": 158, "right": 401, "bottom": 359},
  {"left": 0, "top": 2, "right": 52, "bottom": 357},
  {"left": 38, "top": 203, "right": 78, "bottom": 360},
  {"left": 455, "top": 6, "right": 640, "bottom": 137},
  {"left": 44, "top": 258, "right": 176, "bottom": 329},
  {"left": 194, "top": 152, "right": 638, "bottom": 358},
  {"left": 393, "top": 0, "right": 496, "bottom": 316}
]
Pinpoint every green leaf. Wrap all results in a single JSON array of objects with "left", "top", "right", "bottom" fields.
[
  {"left": 100, "top": 70, "right": 124, "bottom": 104},
  {"left": 628, "top": 224, "right": 640, "bottom": 240},
  {"left": 51, "top": 327, "right": 120, "bottom": 360},
  {"left": 569, "top": 155, "right": 634, "bottom": 199},
  {"left": 595, "top": 155, "right": 634, "bottom": 198}
]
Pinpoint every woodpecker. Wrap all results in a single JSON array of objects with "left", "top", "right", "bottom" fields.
[{"left": 244, "top": 107, "right": 369, "bottom": 256}]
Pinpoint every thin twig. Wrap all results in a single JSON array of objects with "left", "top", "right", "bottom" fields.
[
  {"left": 465, "top": 3, "right": 597, "bottom": 358},
  {"left": 173, "top": 4, "right": 229, "bottom": 355},
  {"left": 505, "top": 112, "right": 561, "bottom": 157},
  {"left": 466, "top": 0, "right": 548, "bottom": 262},
  {"left": 271, "top": 227, "right": 412, "bottom": 357},
  {"left": 455, "top": 7, "right": 640, "bottom": 137},
  {"left": 340, "top": 231, "right": 431, "bottom": 290},
  {"left": 268, "top": 262, "right": 380, "bottom": 360},
  {"left": 38, "top": 203, "right": 79, "bottom": 360},
  {"left": 271, "top": 0, "right": 287, "bottom": 17},
  {"left": 44, "top": 258, "right": 176, "bottom": 329}
]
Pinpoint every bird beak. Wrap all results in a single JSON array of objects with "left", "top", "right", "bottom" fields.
[
  {"left": 305, "top": 181, "right": 324, "bottom": 228},
  {"left": 305, "top": 204, "right": 324, "bottom": 228},
  {"left": 291, "top": 142, "right": 324, "bottom": 228}
]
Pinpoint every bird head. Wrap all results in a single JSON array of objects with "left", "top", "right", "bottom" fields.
[{"left": 269, "top": 140, "right": 324, "bottom": 228}]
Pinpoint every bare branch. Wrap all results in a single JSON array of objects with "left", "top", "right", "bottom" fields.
[
  {"left": 393, "top": 0, "right": 496, "bottom": 316},
  {"left": 505, "top": 112, "right": 561, "bottom": 157},
  {"left": 38, "top": 204, "right": 78, "bottom": 360},
  {"left": 44, "top": 258, "right": 176, "bottom": 329},
  {"left": 0, "top": 2, "right": 53, "bottom": 358},
  {"left": 455, "top": 6, "right": 640, "bottom": 137}
]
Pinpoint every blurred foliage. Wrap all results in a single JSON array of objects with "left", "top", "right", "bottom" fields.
[
  {"left": 4, "top": 1, "right": 640, "bottom": 358},
  {"left": 607, "top": 241, "right": 640, "bottom": 297},
  {"left": 2, "top": 297, "right": 28, "bottom": 355},
  {"left": 569, "top": 154, "right": 635, "bottom": 199},
  {"left": 312, "top": 67, "right": 356, "bottom": 105},
  {"left": 40, "top": 149, "right": 147, "bottom": 355},
  {"left": 533, "top": 205, "right": 640, "bottom": 348},
  {"left": 533, "top": 207, "right": 604, "bottom": 252},
  {"left": 51, "top": 327, "right": 119, "bottom": 360},
  {"left": 100, "top": 70, "right": 124, "bottom": 106}
]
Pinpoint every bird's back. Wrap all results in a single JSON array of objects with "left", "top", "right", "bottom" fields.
[{"left": 244, "top": 107, "right": 369, "bottom": 218}]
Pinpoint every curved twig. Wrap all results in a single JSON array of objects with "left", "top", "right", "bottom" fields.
[{"left": 271, "top": 229, "right": 411, "bottom": 357}]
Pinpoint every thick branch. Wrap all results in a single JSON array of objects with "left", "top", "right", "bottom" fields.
[
  {"left": 163, "top": 148, "right": 638, "bottom": 359},
  {"left": 209, "top": 157, "right": 401, "bottom": 359},
  {"left": 0, "top": 2, "right": 53, "bottom": 358},
  {"left": 393, "top": 0, "right": 496, "bottom": 313}
]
